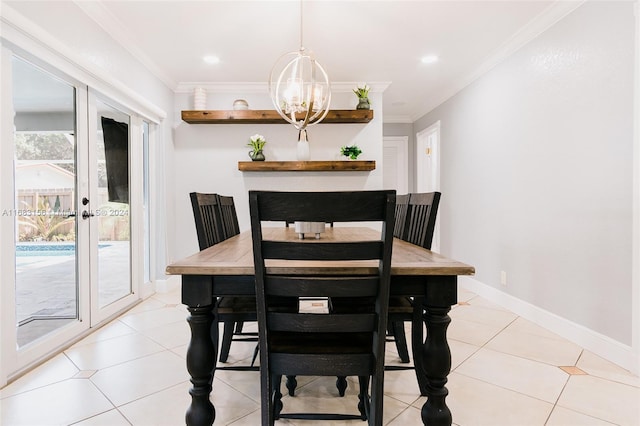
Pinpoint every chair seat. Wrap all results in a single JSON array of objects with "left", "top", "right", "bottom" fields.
[
  {"left": 388, "top": 296, "right": 413, "bottom": 314},
  {"left": 217, "top": 296, "right": 257, "bottom": 315}
]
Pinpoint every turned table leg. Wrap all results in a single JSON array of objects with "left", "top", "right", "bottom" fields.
[
  {"left": 182, "top": 275, "right": 218, "bottom": 426},
  {"left": 185, "top": 304, "right": 217, "bottom": 426},
  {"left": 420, "top": 305, "right": 452, "bottom": 426}
]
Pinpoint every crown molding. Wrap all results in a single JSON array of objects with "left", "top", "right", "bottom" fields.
[
  {"left": 1, "top": 3, "right": 166, "bottom": 121},
  {"left": 410, "top": 0, "right": 585, "bottom": 122},
  {"left": 175, "top": 81, "right": 391, "bottom": 94},
  {"left": 174, "top": 82, "right": 267, "bottom": 94},
  {"left": 382, "top": 115, "right": 414, "bottom": 124},
  {"left": 73, "top": 0, "right": 177, "bottom": 90}
]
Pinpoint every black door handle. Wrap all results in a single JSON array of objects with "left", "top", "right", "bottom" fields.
[{"left": 82, "top": 210, "right": 95, "bottom": 220}]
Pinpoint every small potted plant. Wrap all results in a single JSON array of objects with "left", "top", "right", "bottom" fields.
[
  {"left": 353, "top": 84, "right": 370, "bottom": 110},
  {"left": 247, "top": 134, "right": 266, "bottom": 161},
  {"left": 340, "top": 145, "right": 362, "bottom": 160}
]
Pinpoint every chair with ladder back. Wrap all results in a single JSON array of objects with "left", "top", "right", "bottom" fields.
[{"left": 249, "top": 190, "right": 396, "bottom": 425}]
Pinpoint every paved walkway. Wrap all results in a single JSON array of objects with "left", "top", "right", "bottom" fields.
[{"left": 15, "top": 242, "right": 130, "bottom": 345}]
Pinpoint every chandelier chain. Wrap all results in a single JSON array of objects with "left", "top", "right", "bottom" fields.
[{"left": 299, "top": 0, "right": 304, "bottom": 50}]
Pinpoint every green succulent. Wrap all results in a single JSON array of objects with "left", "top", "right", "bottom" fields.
[
  {"left": 247, "top": 134, "right": 266, "bottom": 151},
  {"left": 340, "top": 145, "right": 362, "bottom": 160},
  {"left": 353, "top": 84, "right": 370, "bottom": 99}
]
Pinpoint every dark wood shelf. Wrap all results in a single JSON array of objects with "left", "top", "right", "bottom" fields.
[
  {"left": 182, "top": 109, "right": 373, "bottom": 124},
  {"left": 238, "top": 160, "right": 376, "bottom": 172}
]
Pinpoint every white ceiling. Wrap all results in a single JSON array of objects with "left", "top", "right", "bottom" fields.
[{"left": 76, "top": 1, "right": 580, "bottom": 122}]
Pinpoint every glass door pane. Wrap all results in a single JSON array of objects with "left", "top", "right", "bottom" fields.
[
  {"left": 94, "top": 100, "right": 131, "bottom": 308},
  {"left": 12, "top": 57, "right": 79, "bottom": 347}
]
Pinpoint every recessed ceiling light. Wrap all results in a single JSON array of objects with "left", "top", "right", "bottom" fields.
[
  {"left": 203, "top": 55, "right": 220, "bottom": 64},
  {"left": 421, "top": 55, "right": 439, "bottom": 64}
]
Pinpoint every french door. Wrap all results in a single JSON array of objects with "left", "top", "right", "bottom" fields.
[{"left": 1, "top": 52, "right": 143, "bottom": 381}]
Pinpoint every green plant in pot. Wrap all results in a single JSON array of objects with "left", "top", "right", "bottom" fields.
[
  {"left": 353, "top": 84, "right": 370, "bottom": 110},
  {"left": 340, "top": 145, "right": 362, "bottom": 160},
  {"left": 247, "top": 134, "right": 266, "bottom": 161}
]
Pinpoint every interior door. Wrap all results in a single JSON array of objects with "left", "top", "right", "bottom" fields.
[{"left": 383, "top": 136, "right": 409, "bottom": 194}]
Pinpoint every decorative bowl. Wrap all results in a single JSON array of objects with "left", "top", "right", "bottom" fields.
[{"left": 233, "top": 99, "right": 249, "bottom": 110}]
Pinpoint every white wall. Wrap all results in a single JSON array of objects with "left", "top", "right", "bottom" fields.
[
  {"left": 171, "top": 88, "right": 384, "bottom": 261},
  {"left": 414, "top": 2, "right": 635, "bottom": 365}
]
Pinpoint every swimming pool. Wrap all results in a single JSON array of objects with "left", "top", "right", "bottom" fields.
[{"left": 16, "top": 243, "right": 111, "bottom": 257}]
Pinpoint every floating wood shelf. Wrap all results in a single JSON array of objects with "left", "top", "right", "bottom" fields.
[
  {"left": 182, "top": 109, "right": 373, "bottom": 124},
  {"left": 238, "top": 160, "right": 376, "bottom": 172}
]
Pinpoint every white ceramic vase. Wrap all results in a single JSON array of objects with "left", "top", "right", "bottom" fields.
[
  {"left": 297, "top": 129, "right": 310, "bottom": 161},
  {"left": 193, "top": 87, "right": 206, "bottom": 110}
]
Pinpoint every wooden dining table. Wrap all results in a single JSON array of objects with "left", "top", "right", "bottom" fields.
[{"left": 166, "top": 226, "right": 475, "bottom": 426}]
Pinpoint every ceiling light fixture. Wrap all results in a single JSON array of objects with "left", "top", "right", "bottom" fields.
[
  {"left": 421, "top": 55, "right": 439, "bottom": 64},
  {"left": 203, "top": 55, "right": 220, "bottom": 64},
  {"left": 268, "top": 0, "right": 331, "bottom": 161}
]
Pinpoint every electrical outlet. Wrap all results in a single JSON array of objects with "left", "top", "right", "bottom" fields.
[{"left": 500, "top": 271, "right": 507, "bottom": 286}]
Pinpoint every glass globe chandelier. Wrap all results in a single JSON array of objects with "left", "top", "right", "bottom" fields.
[{"left": 268, "top": 0, "right": 331, "bottom": 161}]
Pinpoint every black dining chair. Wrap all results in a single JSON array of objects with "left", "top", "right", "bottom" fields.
[
  {"left": 384, "top": 193, "right": 411, "bottom": 363},
  {"left": 386, "top": 191, "right": 441, "bottom": 394},
  {"left": 189, "top": 192, "right": 258, "bottom": 367},
  {"left": 213, "top": 194, "right": 256, "bottom": 362},
  {"left": 249, "top": 190, "right": 396, "bottom": 425}
]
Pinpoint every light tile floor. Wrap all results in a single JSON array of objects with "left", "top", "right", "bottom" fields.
[{"left": 2, "top": 285, "right": 639, "bottom": 426}]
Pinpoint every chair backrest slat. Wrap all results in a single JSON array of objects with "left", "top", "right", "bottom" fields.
[
  {"left": 255, "top": 191, "right": 391, "bottom": 223},
  {"left": 268, "top": 312, "right": 376, "bottom": 333},
  {"left": 262, "top": 240, "right": 384, "bottom": 261},
  {"left": 265, "top": 276, "right": 380, "bottom": 298}
]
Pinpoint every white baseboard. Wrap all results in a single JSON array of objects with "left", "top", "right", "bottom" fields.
[
  {"left": 154, "top": 275, "right": 181, "bottom": 293},
  {"left": 459, "top": 276, "right": 639, "bottom": 375}
]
